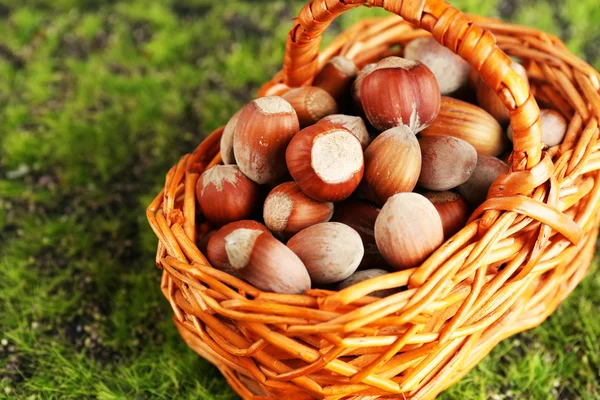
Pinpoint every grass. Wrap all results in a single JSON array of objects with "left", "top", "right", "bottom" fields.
[{"left": 0, "top": 0, "right": 599, "bottom": 399}]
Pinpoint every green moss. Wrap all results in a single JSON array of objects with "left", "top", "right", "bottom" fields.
[{"left": 512, "top": 1, "right": 561, "bottom": 37}]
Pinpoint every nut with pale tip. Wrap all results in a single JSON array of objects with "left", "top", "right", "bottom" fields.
[
  {"left": 333, "top": 200, "right": 387, "bottom": 270},
  {"left": 206, "top": 220, "right": 271, "bottom": 278},
  {"left": 457, "top": 155, "right": 509, "bottom": 206},
  {"left": 233, "top": 96, "right": 300, "bottom": 184},
  {"left": 287, "top": 222, "right": 364, "bottom": 284},
  {"left": 282, "top": 86, "right": 338, "bottom": 127},
  {"left": 362, "top": 125, "right": 422, "bottom": 205},
  {"left": 421, "top": 96, "right": 505, "bottom": 156},
  {"left": 318, "top": 114, "right": 370, "bottom": 149},
  {"left": 418, "top": 135, "right": 477, "bottom": 191},
  {"left": 224, "top": 227, "right": 311, "bottom": 294},
  {"left": 196, "top": 165, "right": 261, "bottom": 225},
  {"left": 360, "top": 56, "right": 441, "bottom": 132},
  {"left": 286, "top": 122, "right": 364, "bottom": 202},
  {"left": 336, "top": 269, "right": 395, "bottom": 298},
  {"left": 313, "top": 56, "right": 358, "bottom": 103},
  {"left": 263, "top": 181, "right": 334, "bottom": 238},
  {"left": 375, "top": 192, "right": 444, "bottom": 271},
  {"left": 424, "top": 191, "right": 470, "bottom": 239},
  {"left": 507, "top": 109, "right": 567, "bottom": 147},
  {"left": 403, "top": 37, "right": 471, "bottom": 95}
]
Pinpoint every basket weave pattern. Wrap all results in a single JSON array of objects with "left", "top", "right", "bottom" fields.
[{"left": 146, "top": 1, "right": 600, "bottom": 398}]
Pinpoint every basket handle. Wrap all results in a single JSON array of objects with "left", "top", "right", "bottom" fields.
[{"left": 278, "top": 0, "right": 542, "bottom": 171}]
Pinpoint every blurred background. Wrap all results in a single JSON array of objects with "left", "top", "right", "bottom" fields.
[{"left": 1, "top": 1, "right": 599, "bottom": 399}]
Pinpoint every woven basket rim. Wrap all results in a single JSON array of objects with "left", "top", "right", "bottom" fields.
[{"left": 146, "top": 1, "right": 600, "bottom": 399}]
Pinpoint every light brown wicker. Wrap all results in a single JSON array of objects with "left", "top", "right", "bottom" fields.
[{"left": 146, "top": 1, "right": 600, "bottom": 398}]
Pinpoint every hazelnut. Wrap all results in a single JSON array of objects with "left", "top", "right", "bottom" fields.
[
  {"left": 457, "top": 155, "right": 509, "bottom": 206},
  {"left": 207, "top": 220, "right": 271, "bottom": 277},
  {"left": 421, "top": 96, "right": 505, "bottom": 156},
  {"left": 403, "top": 37, "right": 471, "bottom": 95},
  {"left": 336, "top": 269, "right": 395, "bottom": 297},
  {"left": 263, "top": 181, "right": 334, "bottom": 238},
  {"left": 220, "top": 109, "right": 241, "bottom": 165},
  {"left": 225, "top": 228, "right": 311, "bottom": 294},
  {"left": 362, "top": 126, "right": 421, "bottom": 205},
  {"left": 282, "top": 86, "right": 338, "bottom": 127},
  {"left": 313, "top": 56, "right": 358, "bottom": 103},
  {"left": 375, "top": 193, "right": 444, "bottom": 271},
  {"left": 424, "top": 191, "right": 469, "bottom": 239},
  {"left": 507, "top": 109, "right": 566, "bottom": 147},
  {"left": 476, "top": 61, "right": 529, "bottom": 125},
  {"left": 352, "top": 63, "right": 377, "bottom": 115},
  {"left": 418, "top": 135, "right": 477, "bottom": 191},
  {"left": 198, "top": 229, "right": 217, "bottom": 255},
  {"left": 196, "top": 165, "right": 261, "bottom": 225},
  {"left": 318, "top": 114, "right": 370, "bottom": 149},
  {"left": 360, "top": 56, "right": 441, "bottom": 132},
  {"left": 233, "top": 96, "right": 299, "bottom": 184},
  {"left": 287, "top": 222, "right": 364, "bottom": 284},
  {"left": 286, "top": 122, "right": 364, "bottom": 202},
  {"left": 333, "top": 200, "right": 387, "bottom": 270}
]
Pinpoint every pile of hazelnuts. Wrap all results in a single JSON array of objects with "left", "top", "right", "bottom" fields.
[{"left": 196, "top": 37, "right": 567, "bottom": 295}]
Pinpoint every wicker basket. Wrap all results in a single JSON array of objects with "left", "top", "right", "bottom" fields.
[{"left": 146, "top": 1, "right": 600, "bottom": 398}]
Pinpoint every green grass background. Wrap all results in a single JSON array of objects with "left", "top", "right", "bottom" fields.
[{"left": 1, "top": 0, "right": 599, "bottom": 399}]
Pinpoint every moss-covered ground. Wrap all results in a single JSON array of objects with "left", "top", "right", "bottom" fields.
[{"left": 1, "top": 1, "right": 599, "bottom": 399}]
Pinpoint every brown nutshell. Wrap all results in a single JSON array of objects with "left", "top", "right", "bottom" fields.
[
  {"left": 418, "top": 135, "right": 477, "bottom": 191},
  {"left": 362, "top": 126, "right": 422, "bottom": 205},
  {"left": 196, "top": 165, "right": 261, "bottom": 226},
  {"left": 424, "top": 191, "right": 470, "bottom": 239},
  {"left": 263, "top": 181, "right": 334, "bottom": 237},
  {"left": 286, "top": 122, "right": 364, "bottom": 202},
  {"left": 457, "top": 155, "right": 509, "bottom": 206},
  {"left": 421, "top": 96, "right": 505, "bottom": 156},
  {"left": 375, "top": 192, "right": 444, "bottom": 271},
  {"left": 206, "top": 220, "right": 271, "bottom": 278},
  {"left": 282, "top": 86, "right": 338, "bottom": 127},
  {"left": 333, "top": 200, "right": 387, "bottom": 270},
  {"left": 224, "top": 228, "right": 311, "bottom": 294},
  {"left": 287, "top": 222, "right": 364, "bottom": 284},
  {"left": 233, "top": 96, "right": 300, "bottom": 184},
  {"left": 352, "top": 63, "right": 377, "bottom": 115},
  {"left": 403, "top": 37, "right": 471, "bottom": 95},
  {"left": 318, "top": 114, "right": 370, "bottom": 149},
  {"left": 313, "top": 56, "right": 358, "bottom": 102},
  {"left": 220, "top": 109, "right": 241, "bottom": 165},
  {"left": 360, "top": 57, "right": 441, "bottom": 132}
]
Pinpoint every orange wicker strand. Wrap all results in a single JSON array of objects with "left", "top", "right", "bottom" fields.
[{"left": 147, "top": 0, "right": 600, "bottom": 398}]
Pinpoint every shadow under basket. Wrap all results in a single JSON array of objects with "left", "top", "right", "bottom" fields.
[{"left": 146, "top": 1, "right": 600, "bottom": 399}]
